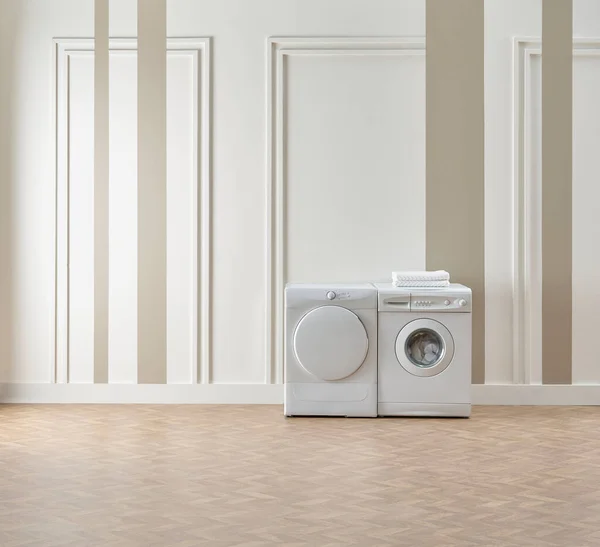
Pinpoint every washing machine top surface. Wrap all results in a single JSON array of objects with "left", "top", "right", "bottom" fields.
[
  {"left": 374, "top": 283, "right": 471, "bottom": 312},
  {"left": 373, "top": 282, "right": 471, "bottom": 295}
]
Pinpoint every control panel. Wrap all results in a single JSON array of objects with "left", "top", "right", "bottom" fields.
[
  {"left": 285, "top": 284, "right": 377, "bottom": 310},
  {"left": 410, "top": 295, "right": 470, "bottom": 312},
  {"left": 324, "top": 290, "right": 351, "bottom": 301}
]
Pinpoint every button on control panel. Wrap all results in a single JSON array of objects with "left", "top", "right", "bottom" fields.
[{"left": 324, "top": 290, "right": 351, "bottom": 301}]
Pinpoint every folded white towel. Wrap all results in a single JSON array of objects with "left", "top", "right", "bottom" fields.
[
  {"left": 392, "top": 270, "right": 450, "bottom": 288},
  {"left": 392, "top": 270, "right": 450, "bottom": 282},
  {"left": 393, "top": 279, "right": 450, "bottom": 288}
]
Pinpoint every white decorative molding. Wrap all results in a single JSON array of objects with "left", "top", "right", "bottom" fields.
[
  {"left": 265, "top": 37, "right": 425, "bottom": 385},
  {"left": 512, "top": 39, "right": 600, "bottom": 386},
  {"left": 53, "top": 37, "right": 212, "bottom": 385},
  {"left": 472, "top": 384, "right": 600, "bottom": 406},
  {"left": 512, "top": 38, "right": 540, "bottom": 386},
  {"left": 1, "top": 383, "right": 599, "bottom": 405},
  {"left": 0, "top": 383, "right": 282, "bottom": 404}
]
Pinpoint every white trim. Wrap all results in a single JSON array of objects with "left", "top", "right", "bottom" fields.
[
  {"left": 265, "top": 37, "right": 426, "bottom": 386},
  {"left": 199, "top": 38, "right": 212, "bottom": 384},
  {"left": 0, "top": 384, "right": 283, "bottom": 404},
  {"left": 53, "top": 37, "right": 211, "bottom": 385},
  {"left": 512, "top": 38, "right": 527, "bottom": 385},
  {"left": 54, "top": 39, "right": 70, "bottom": 383},
  {"left": 1, "top": 384, "right": 599, "bottom": 406},
  {"left": 513, "top": 38, "right": 541, "bottom": 386},
  {"left": 51, "top": 39, "right": 59, "bottom": 383},
  {"left": 473, "top": 385, "right": 600, "bottom": 406},
  {"left": 513, "top": 38, "right": 600, "bottom": 385}
]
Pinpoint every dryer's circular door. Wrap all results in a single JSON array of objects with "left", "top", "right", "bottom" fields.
[
  {"left": 395, "top": 318, "right": 455, "bottom": 377},
  {"left": 293, "top": 306, "right": 369, "bottom": 381}
]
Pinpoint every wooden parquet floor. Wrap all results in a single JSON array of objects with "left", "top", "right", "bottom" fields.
[{"left": 1, "top": 405, "right": 600, "bottom": 546}]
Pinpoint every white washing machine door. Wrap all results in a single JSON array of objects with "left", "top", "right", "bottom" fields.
[
  {"left": 395, "top": 318, "right": 455, "bottom": 377},
  {"left": 293, "top": 306, "right": 369, "bottom": 381}
]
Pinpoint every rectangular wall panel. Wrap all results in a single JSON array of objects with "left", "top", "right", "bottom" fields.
[
  {"left": 68, "top": 54, "right": 95, "bottom": 384},
  {"left": 541, "top": 0, "right": 573, "bottom": 385},
  {"left": 108, "top": 52, "right": 138, "bottom": 384},
  {"left": 166, "top": 53, "right": 196, "bottom": 384},
  {"left": 426, "top": 0, "right": 485, "bottom": 383},
  {"left": 517, "top": 42, "right": 600, "bottom": 386},
  {"left": 285, "top": 54, "right": 426, "bottom": 283},
  {"left": 137, "top": 0, "right": 167, "bottom": 384},
  {"left": 525, "top": 52, "right": 543, "bottom": 385},
  {"left": 57, "top": 40, "right": 205, "bottom": 386},
  {"left": 267, "top": 38, "right": 426, "bottom": 384},
  {"left": 572, "top": 54, "right": 600, "bottom": 384}
]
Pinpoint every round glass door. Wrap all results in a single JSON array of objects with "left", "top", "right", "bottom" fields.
[
  {"left": 395, "top": 319, "right": 454, "bottom": 377},
  {"left": 406, "top": 329, "right": 445, "bottom": 368},
  {"left": 293, "top": 306, "right": 369, "bottom": 381}
]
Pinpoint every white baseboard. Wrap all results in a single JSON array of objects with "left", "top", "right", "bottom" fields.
[
  {"left": 472, "top": 384, "right": 600, "bottom": 405},
  {"left": 1, "top": 383, "right": 599, "bottom": 405},
  {"left": 0, "top": 383, "right": 284, "bottom": 404}
]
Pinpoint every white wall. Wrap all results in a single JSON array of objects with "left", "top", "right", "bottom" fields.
[
  {"left": 1, "top": 0, "right": 95, "bottom": 383},
  {"left": 484, "top": 0, "right": 542, "bottom": 385},
  {"left": 572, "top": 0, "right": 600, "bottom": 385},
  {"left": 284, "top": 50, "right": 425, "bottom": 285},
  {"left": 0, "top": 0, "right": 427, "bottom": 391},
  {"left": 1, "top": 0, "right": 600, "bottom": 402}
]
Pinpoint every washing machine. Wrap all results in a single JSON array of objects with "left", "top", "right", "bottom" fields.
[
  {"left": 375, "top": 283, "right": 472, "bottom": 417},
  {"left": 284, "top": 283, "right": 377, "bottom": 417}
]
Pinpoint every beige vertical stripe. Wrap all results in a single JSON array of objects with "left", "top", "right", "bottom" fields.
[
  {"left": 137, "top": 0, "right": 167, "bottom": 384},
  {"left": 426, "top": 0, "right": 485, "bottom": 384},
  {"left": 94, "top": 0, "right": 109, "bottom": 384},
  {"left": 542, "top": 0, "right": 572, "bottom": 385}
]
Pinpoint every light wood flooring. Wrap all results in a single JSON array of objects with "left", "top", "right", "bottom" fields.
[{"left": 1, "top": 405, "right": 600, "bottom": 546}]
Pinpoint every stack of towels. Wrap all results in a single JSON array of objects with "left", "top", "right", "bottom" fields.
[{"left": 392, "top": 270, "right": 450, "bottom": 288}]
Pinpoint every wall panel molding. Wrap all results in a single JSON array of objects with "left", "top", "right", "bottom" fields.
[
  {"left": 471, "top": 385, "right": 600, "bottom": 405},
  {"left": 513, "top": 39, "right": 600, "bottom": 385},
  {"left": 53, "top": 37, "right": 211, "bottom": 385},
  {"left": 0, "top": 384, "right": 283, "bottom": 404},
  {"left": 266, "top": 37, "right": 425, "bottom": 385}
]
